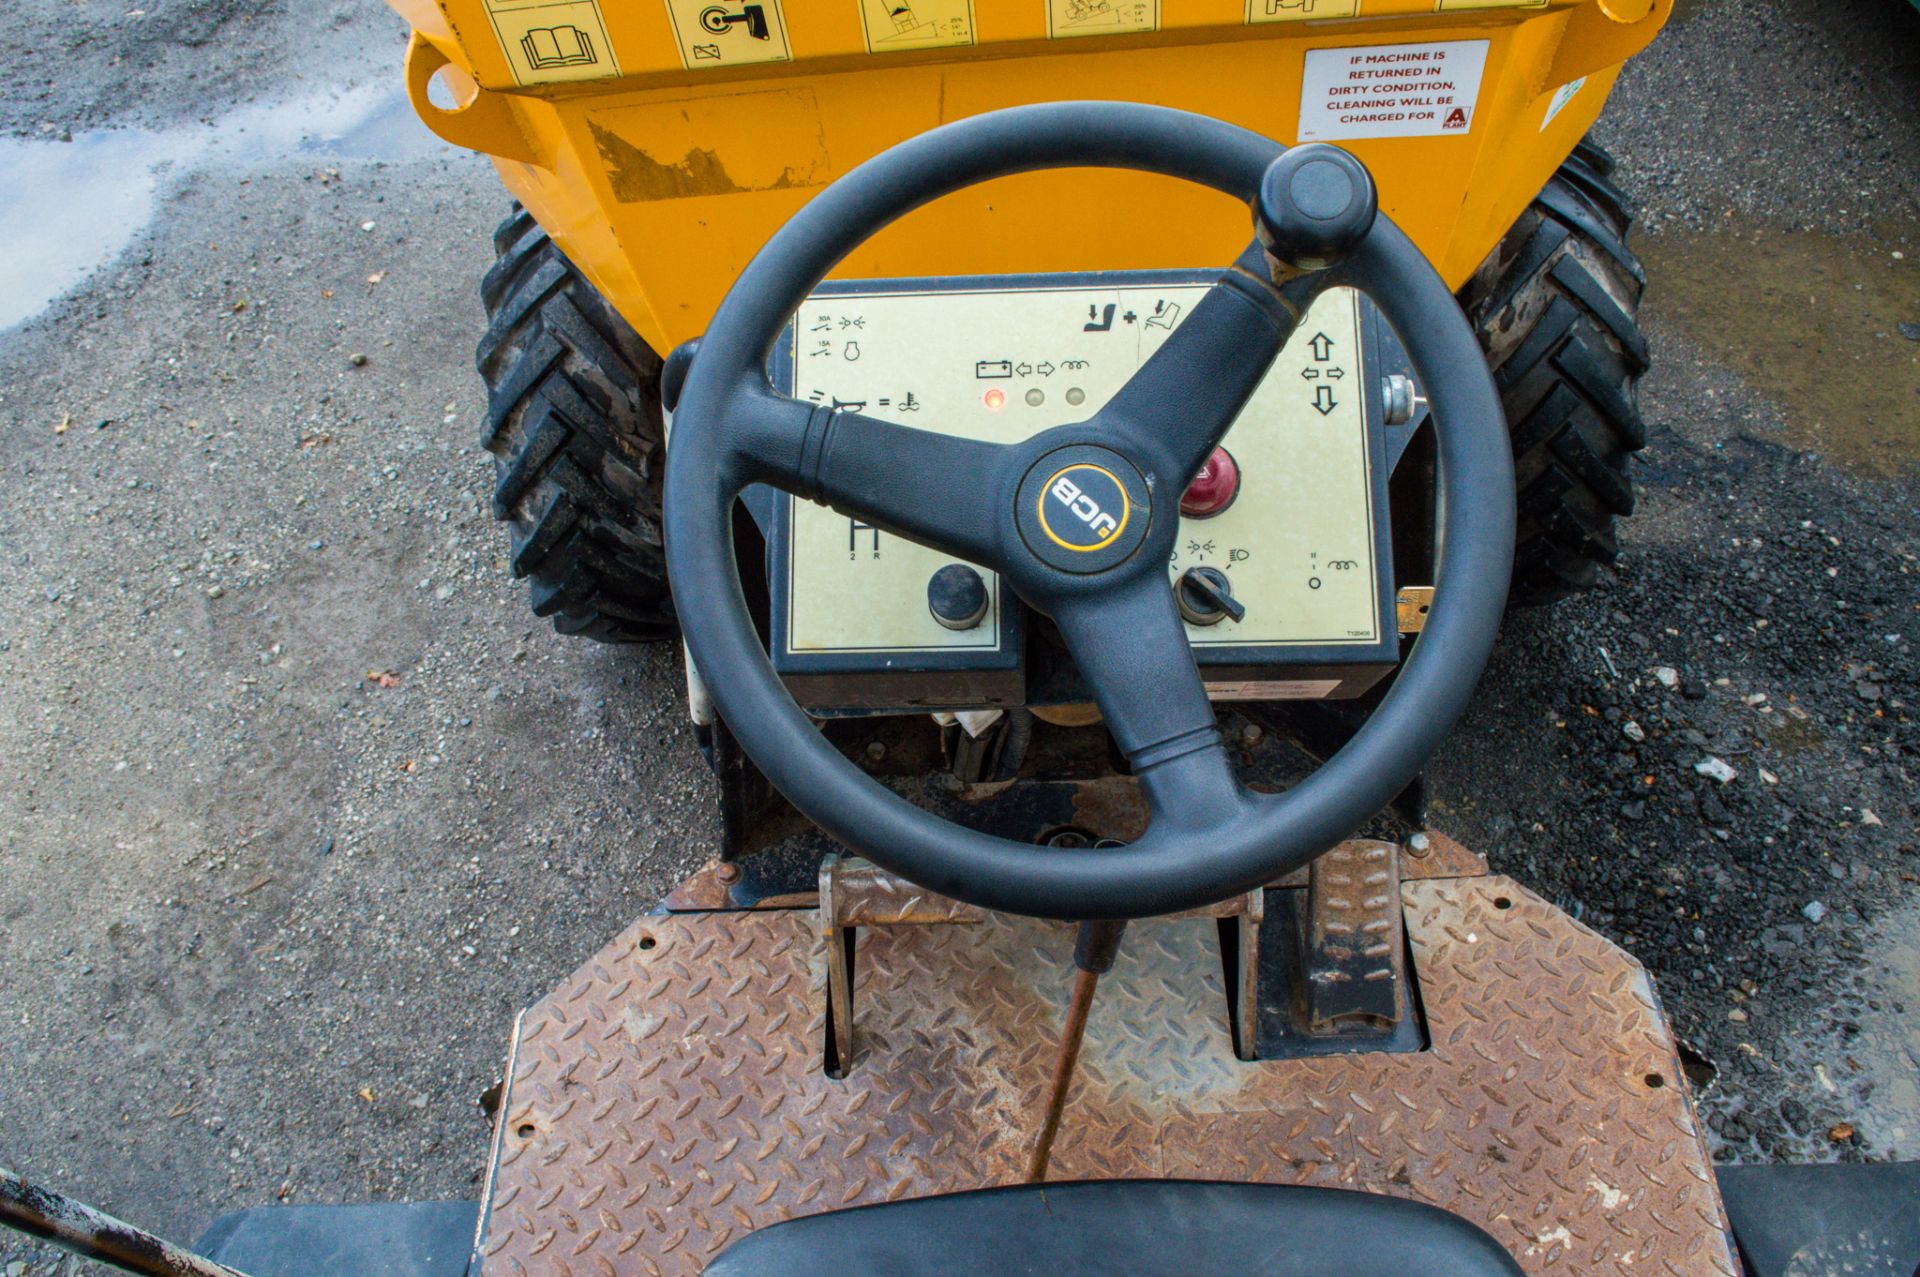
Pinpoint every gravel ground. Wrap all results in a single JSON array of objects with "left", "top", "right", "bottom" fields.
[
  {"left": 1436, "top": 334, "right": 1919, "bottom": 1166},
  {"left": 0, "top": 0, "right": 378, "bottom": 140},
  {"left": 0, "top": 0, "right": 1916, "bottom": 1270},
  {"left": 0, "top": 9, "right": 720, "bottom": 1262},
  {"left": 1611, "top": 0, "right": 1920, "bottom": 236}
]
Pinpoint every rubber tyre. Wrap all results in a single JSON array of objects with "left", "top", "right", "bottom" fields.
[
  {"left": 1460, "top": 139, "right": 1650, "bottom": 605},
  {"left": 475, "top": 207, "right": 676, "bottom": 642}
]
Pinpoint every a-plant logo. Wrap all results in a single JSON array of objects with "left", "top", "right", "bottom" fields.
[{"left": 1038, "top": 463, "right": 1130, "bottom": 552}]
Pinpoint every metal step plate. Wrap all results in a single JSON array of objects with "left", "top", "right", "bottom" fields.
[{"left": 476, "top": 877, "right": 1735, "bottom": 1276}]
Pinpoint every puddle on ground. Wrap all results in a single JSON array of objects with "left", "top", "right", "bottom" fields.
[
  {"left": 0, "top": 128, "right": 186, "bottom": 333},
  {"left": 1702, "top": 901, "right": 1920, "bottom": 1165},
  {"left": 1640, "top": 226, "right": 1920, "bottom": 477},
  {"left": 1851, "top": 904, "right": 1920, "bottom": 1157},
  {"left": 0, "top": 84, "right": 450, "bottom": 333}
]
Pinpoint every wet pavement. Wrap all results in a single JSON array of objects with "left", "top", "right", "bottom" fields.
[
  {"left": 1638, "top": 227, "right": 1920, "bottom": 477},
  {"left": 0, "top": 85, "right": 445, "bottom": 331},
  {"left": 1854, "top": 905, "right": 1920, "bottom": 1155}
]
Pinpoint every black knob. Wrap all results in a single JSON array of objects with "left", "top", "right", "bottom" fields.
[
  {"left": 928, "top": 563, "right": 989, "bottom": 631},
  {"left": 1255, "top": 144, "right": 1378, "bottom": 273},
  {"left": 1177, "top": 566, "right": 1245, "bottom": 627}
]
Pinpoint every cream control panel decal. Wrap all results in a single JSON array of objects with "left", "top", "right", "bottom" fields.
[
  {"left": 1298, "top": 39, "right": 1489, "bottom": 140},
  {"left": 785, "top": 283, "right": 1379, "bottom": 656},
  {"left": 1247, "top": 0, "right": 1360, "bottom": 22},
  {"left": 484, "top": 0, "right": 618, "bottom": 85},
  {"left": 1165, "top": 289, "right": 1380, "bottom": 649},
  {"left": 860, "top": 0, "right": 976, "bottom": 51},
  {"left": 662, "top": 0, "right": 792, "bottom": 69},
  {"left": 1046, "top": 0, "right": 1159, "bottom": 39}
]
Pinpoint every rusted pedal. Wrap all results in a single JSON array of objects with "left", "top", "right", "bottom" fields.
[{"left": 1304, "top": 840, "right": 1403, "bottom": 1032}]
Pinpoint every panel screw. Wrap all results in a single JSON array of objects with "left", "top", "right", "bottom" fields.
[{"left": 1381, "top": 374, "right": 1418, "bottom": 426}]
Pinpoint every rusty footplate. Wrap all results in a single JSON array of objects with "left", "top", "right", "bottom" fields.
[{"left": 477, "top": 875, "right": 1735, "bottom": 1275}]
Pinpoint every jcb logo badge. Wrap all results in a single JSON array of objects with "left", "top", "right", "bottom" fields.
[
  {"left": 1039, "top": 464, "right": 1129, "bottom": 552},
  {"left": 1050, "top": 476, "right": 1119, "bottom": 539}
]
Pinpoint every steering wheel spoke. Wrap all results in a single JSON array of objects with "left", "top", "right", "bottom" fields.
[
  {"left": 1046, "top": 572, "right": 1221, "bottom": 773},
  {"left": 1046, "top": 574, "right": 1252, "bottom": 838},
  {"left": 730, "top": 382, "right": 1013, "bottom": 571},
  {"left": 1135, "top": 733, "right": 1246, "bottom": 838},
  {"left": 1097, "top": 268, "right": 1298, "bottom": 483}
]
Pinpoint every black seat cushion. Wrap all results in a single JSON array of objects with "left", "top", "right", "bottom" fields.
[{"left": 705, "top": 1179, "right": 1525, "bottom": 1276}]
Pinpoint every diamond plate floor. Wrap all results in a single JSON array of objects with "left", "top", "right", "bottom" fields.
[{"left": 477, "top": 877, "right": 1735, "bottom": 1276}]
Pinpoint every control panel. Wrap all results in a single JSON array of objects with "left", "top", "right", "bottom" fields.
[{"left": 765, "top": 271, "right": 1397, "bottom": 711}]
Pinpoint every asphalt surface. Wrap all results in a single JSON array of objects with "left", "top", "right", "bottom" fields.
[{"left": 0, "top": 0, "right": 1916, "bottom": 1271}]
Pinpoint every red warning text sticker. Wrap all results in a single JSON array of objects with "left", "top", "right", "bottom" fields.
[{"left": 1298, "top": 40, "right": 1489, "bottom": 141}]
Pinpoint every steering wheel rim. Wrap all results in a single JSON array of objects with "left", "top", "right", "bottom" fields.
[{"left": 666, "top": 102, "right": 1513, "bottom": 921}]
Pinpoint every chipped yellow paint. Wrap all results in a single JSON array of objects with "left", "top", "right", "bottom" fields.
[{"left": 589, "top": 89, "right": 832, "bottom": 202}]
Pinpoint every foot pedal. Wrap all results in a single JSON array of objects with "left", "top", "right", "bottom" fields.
[{"left": 1257, "top": 840, "right": 1425, "bottom": 1059}]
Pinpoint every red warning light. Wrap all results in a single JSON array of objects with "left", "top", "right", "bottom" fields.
[{"left": 983, "top": 388, "right": 1007, "bottom": 411}]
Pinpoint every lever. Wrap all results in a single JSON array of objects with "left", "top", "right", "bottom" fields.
[
  {"left": 1026, "top": 920, "right": 1128, "bottom": 1183},
  {"left": 1, "top": 1167, "right": 248, "bottom": 1277}
]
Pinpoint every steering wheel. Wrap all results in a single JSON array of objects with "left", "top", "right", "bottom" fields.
[{"left": 665, "top": 103, "right": 1513, "bottom": 921}]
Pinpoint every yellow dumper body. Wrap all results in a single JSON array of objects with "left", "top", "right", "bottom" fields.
[{"left": 386, "top": 0, "right": 1669, "bottom": 360}]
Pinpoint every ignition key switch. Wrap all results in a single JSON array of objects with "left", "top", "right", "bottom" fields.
[{"left": 1176, "top": 565, "right": 1245, "bottom": 627}]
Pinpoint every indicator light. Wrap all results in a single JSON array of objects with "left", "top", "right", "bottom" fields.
[{"left": 983, "top": 388, "right": 1006, "bottom": 410}]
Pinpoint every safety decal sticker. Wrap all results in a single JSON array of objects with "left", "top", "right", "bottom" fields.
[
  {"left": 861, "top": 0, "right": 976, "bottom": 51},
  {"left": 1297, "top": 39, "right": 1488, "bottom": 141},
  {"left": 483, "top": 0, "right": 619, "bottom": 86},
  {"left": 1247, "top": 0, "right": 1360, "bottom": 22},
  {"left": 662, "top": 0, "right": 792, "bottom": 69},
  {"left": 1541, "top": 75, "right": 1588, "bottom": 129},
  {"left": 1046, "top": 0, "right": 1158, "bottom": 39}
]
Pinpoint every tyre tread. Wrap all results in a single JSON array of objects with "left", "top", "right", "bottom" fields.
[
  {"left": 1463, "top": 137, "right": 1650, "bottom": 606},
  {"left": 476, "top": 209, "right": 675, "bottom": 643}
]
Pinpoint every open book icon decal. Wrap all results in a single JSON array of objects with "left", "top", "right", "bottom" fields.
[{"left": 521, "top": 25, "right": 597, "bottom": 69}]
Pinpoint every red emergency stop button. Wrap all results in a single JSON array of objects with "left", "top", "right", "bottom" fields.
[{"left": 1179, "top": 446, "right": 1240, "bottom": 518}]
